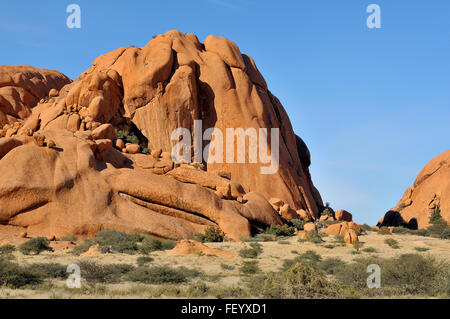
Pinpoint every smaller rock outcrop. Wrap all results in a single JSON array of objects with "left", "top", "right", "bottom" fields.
[{"left": 169, "top": 240, "right": 234, "bottom": 258}]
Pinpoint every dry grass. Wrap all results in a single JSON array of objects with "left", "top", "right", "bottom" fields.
[{"left": 1, "top": 232, "right": 449, "bottom": 299}]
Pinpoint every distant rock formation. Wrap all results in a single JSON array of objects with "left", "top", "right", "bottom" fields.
[
  {"left": 386, "top": 150, "right": 450, "bottom": 228},
  {"left": 0, "top": 30, "right": 323, "bottom": 241}
]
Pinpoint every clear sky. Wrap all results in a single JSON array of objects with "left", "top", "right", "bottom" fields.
[{"left": 1, "top": 0, "right": 449, "bottom": 224}]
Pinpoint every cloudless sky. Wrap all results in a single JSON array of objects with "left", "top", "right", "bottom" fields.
[{"left": 1, "top": 0, "right": 449, "bottom": 224}]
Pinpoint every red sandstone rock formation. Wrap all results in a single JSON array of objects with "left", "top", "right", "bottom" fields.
[
  {"left": 0, "top": 31, "right": 323, "bottom": 241},
  {"left": 392, "top": 150, "right": 450, "bottom": 228}
]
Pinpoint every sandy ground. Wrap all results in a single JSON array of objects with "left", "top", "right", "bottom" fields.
[{"left": 1, "top": 232, "right": 449, "bottom": 299}]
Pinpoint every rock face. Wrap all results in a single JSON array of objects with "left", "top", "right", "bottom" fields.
[
  {"left": 169, "top": 240, "right": 234, "bottom": 258},
  {"left": 390, "top": 150, "right": 450, "bottom": 228},
  {"left": 0, "top": 65, "right": 71, "bottom": 128},
  {"left": 0, "top": 31, "right": 323, "bottom": 241}
]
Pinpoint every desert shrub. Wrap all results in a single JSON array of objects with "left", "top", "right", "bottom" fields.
[
  {"left": 291, "top": 219, "right": 306, "bottom": 230},
  {"left": 352, "top": 242, "right": 364, "bottom": 252},
  {"left": 414, "top": 247, "right": 430, "bottom": 252},
  {"left": 264, "top": 224, "right": 295, "bottom": 237},
  {"left": 240, "top": 261, "right": 260, "bottom": 275},
  {"left": 360, "top": 224, "right": 375, "bottom": 232},
  {"left": 300, "top": 230, "right": 324, "bottom": 243},
  {"left": 362, "top": 247, "right": 377, "bottom": 253},
  {"left": 427, "top": 205, "right": 450, "bottom": 238},
  {"left": 384, "top": 238, "right": 400, "bottom": 249},
  {"left": 93, "top": 230, "right": 139, "bottom": 254},
  {"left": 139, "top": 236, "right": 176, "bottom": 255},
  {"left": 193, "top": 227, "right": 224, "bottom": 243},
  {"left": 136, "top": 256, "right": 154, "bottom": 267},
  {"left": 186, "top": 282, "right": 210, "bottom": 297},
  {"left": 324, "top": 244, "right": 335, "bottom": 249},
  {"left": 247, "top": 262, "right": 341, "bottom": 298},
  {"left": 241, "top": 234, "right": 274, "bottom": 242},
  {"left": 19, "top": 237, "right": 53, "bottom": 255},
  {"left": 78, "top": 260, "right": 135, "bottom": 283},
  {"left": 429, "top": 205, "right": 443, "bottom": 224},
  {"left": 220, "top": 263, "right": 235, "bottom": 271},
  {"left": 382, "top": 254, "right": 449, "bottom": 295},
  {"left": 239, "top": 243, "right": 263, "bottom": 259},
  {"left": 0, "top": 258, "right": 42, "bottom": 288},
  {"left": 439, "top": 228, "right": 450, "bottom": 239},
  {"left": 116, "top": 129, "right": 139, "bottom": 145},
  {"left": 333, "top": 235, "right": 345, "bottom": 244},
  {"left": 278, "top": 241, "right": 290, "bottom": 245},
  {"left": 25, "top": 263, "right": 67, "bottom": 279},
  {"left": 127, "top": 266, "right": 188, "bottom": 284},
  {"left": 0, "top": 244, "right": 16, "bottom": 255},
  {"left": 318, "top": 257, "right": 347, "bottom": 275},
  {"left": 282, "top": 250, "right": 322, "bottom": 271},
  {"left": 378, "top": 227, "right": 391, "bottom": 235},
  {"left": 321, "top": 203, "right": 334, "bottom": 218},
  {"left": 334, "top": 256, "right": 382, "bottom": 289},
  {"left": 409, "top": 228, "right": 430, "bottom": 237},
  {"left": 392, "top": 226, "right": 410, "bottom": 234}
]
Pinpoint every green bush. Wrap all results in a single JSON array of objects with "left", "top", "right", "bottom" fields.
[
  {"left": 291, "top": 219, "right": 306, "bottom": 230},
  {"left": 392, "top": 226, "right": 410, "bottom": 234},
  {"left": 0, "top": 244, "right": 16, "bottom": 255},
  {"left": 127, "top": 266, "right": 188, "bottom": 284},
  {"left": 220, "top": 263, "right": 235, "bottom": 271},
  {"left": 247, "top": 262, "right": 341, "bottom": 298},
  {"left": 381, "top": 254, "right": 448, "bottom": 295},
  {"left": 333, "top": 235, "right": 345, "bottom": 244},
  {"left": 240, "top": 261, "right": 260, "bottom": 275},
  {"left": 0, "top": 258, "right": 42, "bottom": 288},
  {"left": 378, "top": 227, "right": 391, "bottom": 235},
  {"left": 241, "top": 234, "right": 275, "bottom": 242},
  {"left": 440, "top": 228, "right": 450, "bottom": 239},
  {"left": 116, "top": 129, "right": 139, "bottom": 145},
  {"left": 139, "top": 236, "right": 176, "bottom": 254},
  {"left": 362, "top": 247, "right": 377, "bottom": 253},
  {"left": 239, "top": 242, "right": 263, "bottom": 259},
  {"left": 193, "top": 227, "right": 224, "bottom": 243},
  {"left": 71, "top": 230, "right": 175, "bottom": 256},
  {"left": 78, "top": 260, "right": 135, "bottom": 283},
  {"left": 282, "top": 250, "right": 322, "bottom": 271},
  {"left": 332, "top": 254, "right": 449, "bottom": 296},
  {"left": 136, "top": 256, "right": 154, "bottom": 267},
  {"left": 19, "top": 237, "right": 53, "bottom": 255},
  {"left": 317, "top": 257, "right": 347, "bottom": 275},
  {"left": 94, "top": 230, "right": 139, "bottom": 254},
  {"left": 25, "top": 263, "right": 68, "bottom": 279},
  {"left": 360, "top": 224, "right": 375, "bottom": 232},
  {"left": 384, "top": 238, "right": 400, "bottom": 249},
  {"left": 429, "top": 205, "right": 443, "bottom": 224},
  {"left": 334, "top": 256, "right": 382, "bottom": 289},
  {"left": 264, "top": 224, "right": 295, "bottom": 237}
]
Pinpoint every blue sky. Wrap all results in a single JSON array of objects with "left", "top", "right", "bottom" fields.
[{"left": 1, "top": 0, "right": 449, "bottom": 224}]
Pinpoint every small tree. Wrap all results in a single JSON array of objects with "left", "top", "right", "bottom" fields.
[{"left": 19, "top": 238, "right": 53, "bottom": 255}]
